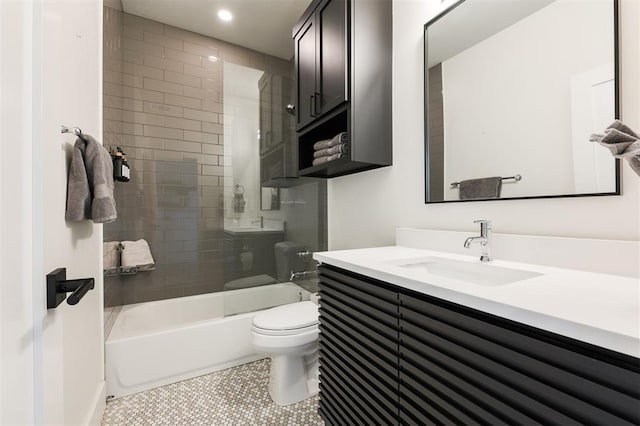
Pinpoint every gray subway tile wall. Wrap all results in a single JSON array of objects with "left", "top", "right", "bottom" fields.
[{"left": 102, "top": 7, "right": 327, "bottom": 323}]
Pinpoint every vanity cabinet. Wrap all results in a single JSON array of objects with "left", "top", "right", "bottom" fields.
[
  {"left": 292, "top": 0, "right": 392, "bottom": 178},
  {"left": 223, "top": 230, "right": 285, "bottom": 283},
  {"left": 318, "top": 264, "right": 640, "bottom": 426},
  {"left": 317, "top": 265, "right": 400, "bottom": 424}
]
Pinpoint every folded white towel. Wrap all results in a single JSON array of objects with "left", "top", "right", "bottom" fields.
[
  {"left": 121, "top": 239, "right": 155, "bottom": 271},
  {"left": 103, "top": 241, "right": 121, "bottom": 271}
]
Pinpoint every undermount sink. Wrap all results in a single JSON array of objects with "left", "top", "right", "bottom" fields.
[{"left": 391, "top": 256, "right": 543, "bottom": 286}]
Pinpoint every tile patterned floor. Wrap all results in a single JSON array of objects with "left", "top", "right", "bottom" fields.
[{"left": 102, "top": 359, "right": 324, "bottom": 426}]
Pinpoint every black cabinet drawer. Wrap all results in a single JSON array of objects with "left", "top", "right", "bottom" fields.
[
  {"left": 315, "top": 264, "right": 640, "bottom": 426},
  {"left": 400, "top": 291, "right": 640, "bottom": 425},
  {"left": 318, "top": 265, "right": 400, "bottom": 425}
]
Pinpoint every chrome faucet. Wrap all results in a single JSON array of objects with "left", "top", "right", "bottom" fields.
[
  {"left": 251, "top": 216, "right": 264, "bottom": 228},
  {"left": 464, "top": 220, "right": 492, "bottom": 262}
]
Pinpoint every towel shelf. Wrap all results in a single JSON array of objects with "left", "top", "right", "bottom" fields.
[
  {"left": 104, "top": 266, "right": 139, "bottom": 277},
  {"left": 450, "top": 174, "right": 522, "bottom": 189}
]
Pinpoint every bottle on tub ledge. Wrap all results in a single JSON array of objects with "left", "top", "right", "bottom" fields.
[{"left": 112, "top": 147, "right": 130, "bottom": 182}]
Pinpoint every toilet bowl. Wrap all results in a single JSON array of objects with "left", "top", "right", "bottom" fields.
[{"left": 251, "top": 301, "right": 320, "bottom": 406}]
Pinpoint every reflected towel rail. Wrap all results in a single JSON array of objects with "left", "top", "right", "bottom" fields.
[{"left": 450, "top": 174, "right": 522, "bottom": 188}]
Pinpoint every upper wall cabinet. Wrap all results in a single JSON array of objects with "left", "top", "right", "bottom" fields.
[
  {"left": 293, "top": 0, "right": 392, "bottom": 178},
  {"left": 295, "top": 0, "right": 347, "bottom": 130}
]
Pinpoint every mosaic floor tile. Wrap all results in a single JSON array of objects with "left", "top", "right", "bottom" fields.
[{"left": 102, "top": 359, "right": 323, "bottom": 426}]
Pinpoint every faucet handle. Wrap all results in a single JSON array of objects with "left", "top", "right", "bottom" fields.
[{"left": 474, "top": 219, "right": 492, "bottom": 228}]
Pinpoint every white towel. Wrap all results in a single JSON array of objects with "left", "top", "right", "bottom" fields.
[
  {"left": 103, "top": 241, "right": 121, "bottom": 271},
  {"left": 121, "top": 239, "right": 155, "bottom": 271}
]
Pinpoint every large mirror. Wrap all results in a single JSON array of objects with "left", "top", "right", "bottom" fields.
[{"left": 424, "top": 0, "right": 619, "bottom": 203}]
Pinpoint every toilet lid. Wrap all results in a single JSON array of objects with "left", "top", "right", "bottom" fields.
[{"left": 253, "top": 301, "right": 319, "bottom": 331}]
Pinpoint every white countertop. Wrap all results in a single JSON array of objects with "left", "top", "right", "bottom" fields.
[{"left": 314, "top": 246, "right": 640, "bottom": 358}]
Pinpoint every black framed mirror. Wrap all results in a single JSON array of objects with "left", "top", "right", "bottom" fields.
[{"left": 424, "top": 0, "right": 620, "bottom": 203}]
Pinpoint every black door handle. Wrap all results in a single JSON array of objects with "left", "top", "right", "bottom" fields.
[{"left": 47, "top": 268, "right": 95, "bottom": 309}]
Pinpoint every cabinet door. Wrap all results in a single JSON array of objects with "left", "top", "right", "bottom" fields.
[
  {"left": 318, "top": 265, "right": 400, "bottom": 425},
  {"left": 295, "top": 18, "right": 317, "bottom": 130},
  {"left": 317, "top": 0, "right": 347, "bottom": 115},
  {"left": 399, "top": 291, "right": 640, "bottom": 426}
]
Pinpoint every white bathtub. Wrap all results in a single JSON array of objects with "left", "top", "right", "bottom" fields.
[{"left": 106, "top": 282, "right": 310, "bottom": 398}]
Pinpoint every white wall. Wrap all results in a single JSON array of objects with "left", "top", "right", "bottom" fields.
[
  {"left": 327, "top": 0, "right": 640, "bottom": 249},
  {"left": 441, "top": 0, "right": 614, "bottom": 199},
  {"left": 0, "top": 1, "right": 36, "bottom": 423}
]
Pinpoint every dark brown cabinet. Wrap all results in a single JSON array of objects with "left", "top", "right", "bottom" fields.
[
  {"left": 294, "top": 0, "right": 347, "bottom": 131},
  {"left": 293, "top": 0, "right": 392, "bottom": 178},
  {"left": 318, "top": 264, "right": 640, "bottom": 426}
]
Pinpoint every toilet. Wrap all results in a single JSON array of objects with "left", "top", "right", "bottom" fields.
[{"left": 252, "top": 300, "right": 320, "bottom": 406}]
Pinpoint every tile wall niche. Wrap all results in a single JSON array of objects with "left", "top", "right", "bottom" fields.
[{"left": 102, "top": 7, "right": 327, "bottom": 326}]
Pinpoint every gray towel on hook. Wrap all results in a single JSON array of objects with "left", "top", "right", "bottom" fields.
[
  {"left": 459, "top": 177, "right": 502, "bottom": 200},
  {"left": 65, "top": 134, "right": 117, "bottom": 223},
  {"left": 590, "top": 120, "right": 640, "bottom": 177}
]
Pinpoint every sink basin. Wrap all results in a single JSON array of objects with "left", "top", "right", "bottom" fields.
[{"left": 391, "top": 256, "right": 542, "bottom": 286}]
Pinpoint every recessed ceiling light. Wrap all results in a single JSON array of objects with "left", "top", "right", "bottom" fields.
[
  {"left": 207, "top": 55, "right": 219, "bottom": 62},
  {"left": 218, "top": 9, "right": 233, "bottom": 22}
]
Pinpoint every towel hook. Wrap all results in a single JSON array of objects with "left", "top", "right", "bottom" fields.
[{"left": 61, "top": 125, "right": 83, "bottom": 137}]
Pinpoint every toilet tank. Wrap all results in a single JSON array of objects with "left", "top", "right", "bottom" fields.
[{"left": 274, "top": 241, "right": 307, "bottom": 282}]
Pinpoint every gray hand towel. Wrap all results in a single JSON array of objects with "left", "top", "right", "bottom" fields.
[
  {"left": 590, "top": 120, "right": 640, "bottom": 177},
  {"left": 65, "top": 134, "right": 117, "bottom": 223},
  {"left": 313, "top": 143, "right": 348, "bottom": 158},
  {"left": 313, "top": 132, "right": 349, "bottom": 150},
  {"left": 458, "top": 177, "right": 502, "bottom": 200},
  {"left": 312, "top": 153, "right": 343, "bottom": 166}
]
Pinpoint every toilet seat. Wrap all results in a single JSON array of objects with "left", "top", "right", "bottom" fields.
[
  {"left": 253, "top": 301, "right": 319, "bottom": 332},
  {"left": 252, "top": 323, "right": 318, "bottom": 337}
]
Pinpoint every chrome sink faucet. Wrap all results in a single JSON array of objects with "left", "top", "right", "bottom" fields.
[
  {"left": 251, "top": 216, "right": 264, "bottom": 229},
  {"left": 464, "top": 220, "right": 492, "bottom": 262}
]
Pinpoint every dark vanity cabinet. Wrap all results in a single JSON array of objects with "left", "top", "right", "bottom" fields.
[
  {"left": 318, "top": 265, "right": 640, "bottom": 426},
  {"left": 293, "top": 0, "right": 392, "bottom": 178},
  {"left": 317, "top": 265, "right": 400, "bottom": 424}
]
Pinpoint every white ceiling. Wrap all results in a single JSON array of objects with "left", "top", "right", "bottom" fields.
[
  {"left": 427, "top": 0, "right": 555, "bottom": 67},
  {"left": 121, "top": 0, "right": 313, "bottom": 59}
]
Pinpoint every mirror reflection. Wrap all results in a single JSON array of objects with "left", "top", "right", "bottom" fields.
[{"left": 425, "top": 0, "right": 619, "bottom": 202}]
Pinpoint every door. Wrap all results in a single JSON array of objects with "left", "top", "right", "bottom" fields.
[
  {"left": 570, "top": 63, "right": 616, "bottom": 193},
  {"left": 295, "top": 18, "right": 317, "bottom": 130},
  {"left": 317, "top": 0, "right": 348, "bottom": 115},
  {"left": 1, "top": 1, "right": 105, "bottom": 424}
]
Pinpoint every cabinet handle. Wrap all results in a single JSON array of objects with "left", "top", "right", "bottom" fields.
[
  {"left": 314, "top": 92, "right": 320, "bottom": 116},
  {"left": 310, "top": 95, "right": 317, "bottom": 117}
]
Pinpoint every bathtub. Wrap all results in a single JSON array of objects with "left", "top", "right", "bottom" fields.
[{"left": 106, "top": 282, "right": 310, "bottom": 398}]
